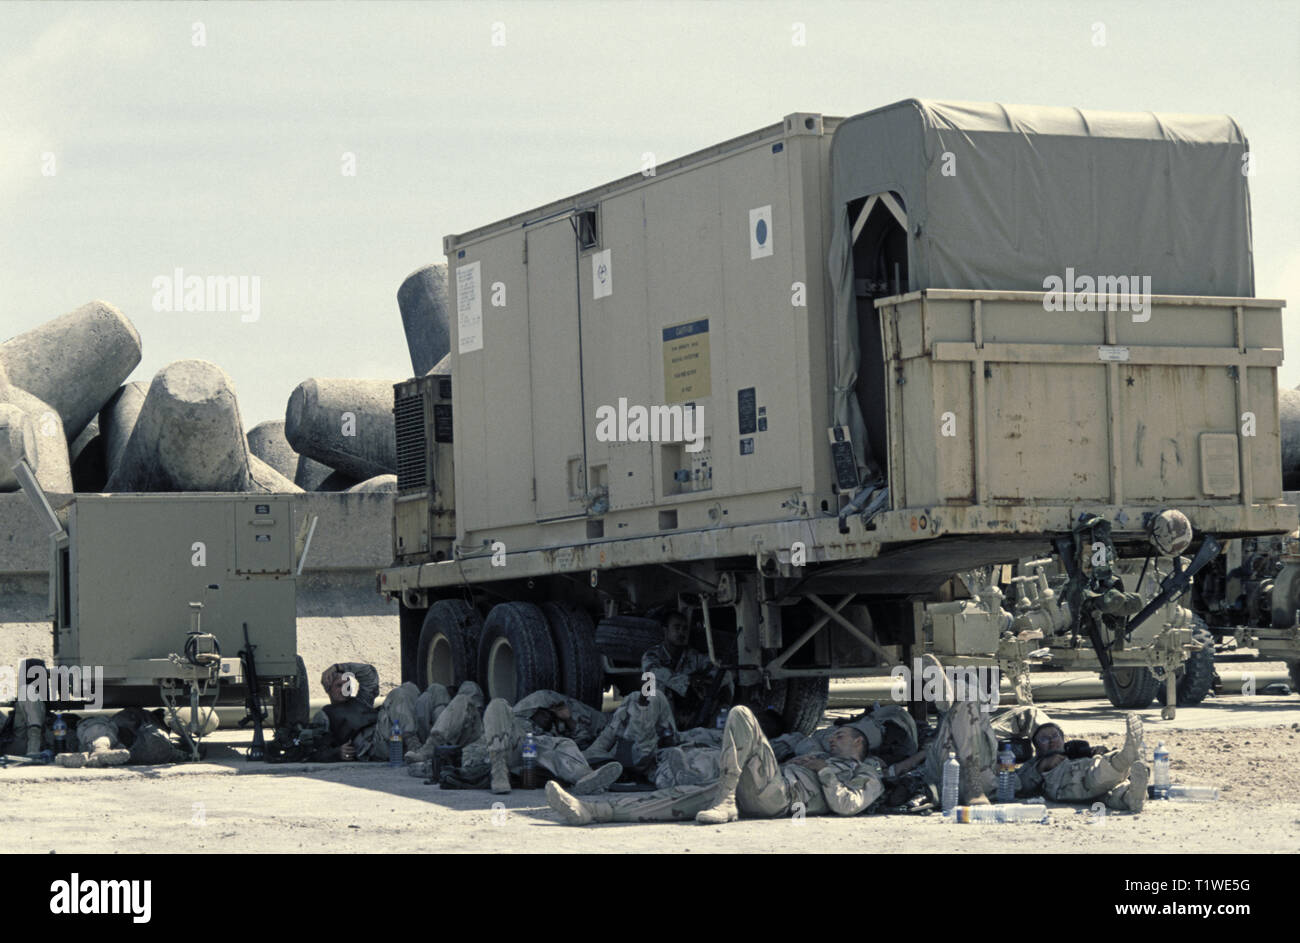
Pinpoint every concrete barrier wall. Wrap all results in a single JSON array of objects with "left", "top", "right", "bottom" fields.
[{"left": 0, "top": 491, "right": 396, "bottom": 617}]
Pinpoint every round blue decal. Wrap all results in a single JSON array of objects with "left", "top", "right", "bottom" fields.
[{"left": 755, "top": 219, "right": 768, "bottom": 245}]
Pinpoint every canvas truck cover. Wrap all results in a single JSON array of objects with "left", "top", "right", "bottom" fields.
[{"left": 828, "top": 98, "right": 1255, "bottom": 476}]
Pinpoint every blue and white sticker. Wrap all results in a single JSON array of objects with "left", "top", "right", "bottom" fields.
[
  {"left": 749, "top": 205, "right": 773, "bottom": 259},
  {"left": 592, "top": 248, "right": 612, "bottom": 299}
]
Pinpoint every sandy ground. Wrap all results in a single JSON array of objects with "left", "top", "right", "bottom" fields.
[{"left": 3, "top": 615, "right": 1299, "bottom": 853}]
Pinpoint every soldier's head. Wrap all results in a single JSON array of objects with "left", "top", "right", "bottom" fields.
[
  {"left": 326, "top": 671, "right": 359, "bottom": 705},
  {"left": 827, "top": 725, "right": 869, "bottom": 761},
  {"left": 1032, "top": 723, "right": 1065, "bottom": 757},
  {"left": 663, "top": 612, "right": 690, "bottom": 649}
]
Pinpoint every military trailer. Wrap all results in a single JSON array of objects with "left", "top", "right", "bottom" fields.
[
  {"left": 15, "top": 462, "right": 310, "bottom": 754},
  {"left": 380, "top": 99, "right": 1291, "bottom": 731}
]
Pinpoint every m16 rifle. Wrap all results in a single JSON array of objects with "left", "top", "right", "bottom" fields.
[{"left": 238, "top": 622, "right": 267, "bottom": 761}]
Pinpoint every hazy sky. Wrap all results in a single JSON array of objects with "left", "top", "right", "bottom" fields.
[{"left": 2, "top": 0, "right": 1298, "bottom": 429}]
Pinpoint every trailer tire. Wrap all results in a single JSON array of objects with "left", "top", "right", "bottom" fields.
[
  {"left": 418, "top": 600, "right": 483, "bottom": 690},
  {"left": 1102, "top": 666, "right": 1160, "bottom": 709},
  {"left": 769, "top": 677, "right": 830, "bottom": 737},
  {"left": 542, "top": 602, "right": 604, "bottom": 709},
  {"left": 594, "top": 616, "right": 665, "bottom": 666},
  {"left": 1155, "top": 622, "right": 1216, "bottom": 706},
  {"left": 281, "top": 656, "right": 311, "bottom": 728},
  {"left": 478, "top": 602, "right": 557, "bottom": 704}
]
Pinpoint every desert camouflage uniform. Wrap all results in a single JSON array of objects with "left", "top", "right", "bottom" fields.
[
  {"left": 461, "top": 697, "right": 598, "bottom": 784},
  {"left": 308, "top": 663, "right": 458, "bottom": 761},
  {"left": 567, "top": 706, "right": 884, "bottom": 822},
  {"left": 53, "top": 716, "right": 130, "bottom": 768},
  {"left": 641, "top": 642, "right": 726, "bottom": 728},
  {"left": 512, "top": 690, "right": 607, "bottom": 749},
  {"left": 923, "top": 698, "right": 998, "bottom": 803},
  {"left": 1008, "top": 708, "right": 1147, "bottom": 811},
  {"left": 584, "top": 692, "right": 676, "bottom": 767}
]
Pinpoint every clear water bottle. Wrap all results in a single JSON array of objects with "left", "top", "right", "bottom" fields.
[
  {"left": 950, "top": 804, "right": 1048, "bottom": 824},
  {"left": 52, "top": 714, "right": 67, "bottom": 755},
  {"left": 941, "top": 751, "right": 960, "bottom": 812},
  {"left": 521, "top": 732, "right": 539, "bottom": 788},
  {"left": 715, "top": 708, "right": 728, "bottom": 730},
  {"left": 996, "top": 741, "right": 1015, "bottom": 802},
  {"left": 1152, "top": 742, "right": 1170, "bottom": 797},
  {"left": 1163, "top": 784, "right": 1219, "bottom": 802},
  {"left": 388, "top": 721, "right": 403, "bottom": 767}
]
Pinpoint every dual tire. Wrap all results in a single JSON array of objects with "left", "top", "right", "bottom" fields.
[{"left": 416, "top": 599, "right": 603, "bottom": 707}]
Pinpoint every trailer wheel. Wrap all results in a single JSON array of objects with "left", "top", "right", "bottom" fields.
[
  {"left": 767, "top": 677, "right": 830, "bottom": 737},
  {"left": 594, "top": 615, "right": 665, "bottom": 665},
  {"left": 1155, "top": 622, "right": 1216, "bottom": 707},
  {"left": 418, "top": 600, "right": 483, "bottom": 690},
  {"left": 542, "top": 602, "right": 604, "bottom": 709},
  {"left": 478, "top": 602, "right": 557, "bottom": 704},
  {"left": 1102, "top": 666, "right": 1160, "bottom": 709},
  {"left": 280, "top": 656, "right": 311, "bottom": 728}
]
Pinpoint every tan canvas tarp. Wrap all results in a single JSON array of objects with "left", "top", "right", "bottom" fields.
[{"left": 827, "top": 98, "right": 1255, "bottom": 479}]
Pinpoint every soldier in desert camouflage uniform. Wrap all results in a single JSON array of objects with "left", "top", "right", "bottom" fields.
[
  {"left": 455, "top": 691, "right": 619, "bottom": 795},
  {"left": 1010, "top": 710, "right": 1149, "bottom": 812},
  {"left": 547, "top": 705, "right": 884, "bottom": 825}
]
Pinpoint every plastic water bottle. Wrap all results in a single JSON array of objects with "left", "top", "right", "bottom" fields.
[
  {"left": 715, "top": 708, "right": 728, "bottom": 730},
  {"left": 950, "top": 804, "right": 1048, "bottom": 823},
  {"left": 996, "top": 741, "right": 1015, "bottom": 802},
  {"left": 941, "top": 751, "right": 960, "bottom": 812},
  {"left": 1158, "top": 784, "right": 1219, "bottom": 802},
  {"left": 52, "top": 714, "right": 67, "bottom": 754},
  {"left": 521, "top": 732, "right": 539, "bottom": 788},
  {"left": 388, "top": 721, "right": 403, "bottom": 767},
  {"left": 1152, "top": 742, "right": 1170, "bottom": 797}
]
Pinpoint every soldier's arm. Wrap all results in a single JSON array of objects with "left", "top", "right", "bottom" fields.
[{"left": 818, "top": 760, "right": 886, "bottom": 815}]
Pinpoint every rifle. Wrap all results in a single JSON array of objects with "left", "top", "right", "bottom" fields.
[
  {"left": 1125, "top": 534, "right": 1221, "bottom": 635},
  {"left": 692, "top": 666, "right": 731, "bottom": 730},
  {"left": 238, "top": 622, "right": 267, "bottom": 761}
]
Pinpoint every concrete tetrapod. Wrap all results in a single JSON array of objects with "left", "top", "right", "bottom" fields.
[
  {"left": 0, "top": 366, "right": 73, "bottom": 493},
  {"left": 397, "top": 264, "right": 450, "bottom": 378},
  {"left": 247, "top": 420, "right": 298, "bottom": 481},
  {"left": 249, "top": 454, "right": 304, "bottom": 493},
  {"left": 284, "top": 378, "right": 397, "bottom": 482},
  {"left": 99, "top": 381, "right": 149, "bottom": 481},
  {"left": 0, "top": 301, "right": 142, "bottom": 442},
  {"left": 347, "top": 474, "right": 397, "bottom": 493},
  {"left": 294, "top": 453, "right": 335, "bottom": 491},
  {"left": 106, "top": 359, "right": 252, "bottom": 492},
  {"left": 69, "top": 418, "right": 107, "bottom": 492},
  {"left": 0, "top": 402, "right": 36, "bottom": 492}
]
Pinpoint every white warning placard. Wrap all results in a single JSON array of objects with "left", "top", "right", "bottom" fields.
[
  {"left": 749, "top": 205, "right": 773, "bottom": 259},
  {"left": 592, "top": 248, "right": 612, "bottom": 299},
  {"left": 456, "top": 260, "right": 483, "bottom": 353}
]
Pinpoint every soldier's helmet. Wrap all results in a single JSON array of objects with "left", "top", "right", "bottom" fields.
[{"left": 1149, "top": 509, "right": 1193, "bottom": 556}]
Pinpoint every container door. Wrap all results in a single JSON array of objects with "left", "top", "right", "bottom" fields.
[{"left": 526, "top": 217, "right": 587, "bottom": 521}]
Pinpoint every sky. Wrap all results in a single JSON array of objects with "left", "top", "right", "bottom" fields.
[{"left": 1, "top": 0, "right": 1298, "bottom": 429}]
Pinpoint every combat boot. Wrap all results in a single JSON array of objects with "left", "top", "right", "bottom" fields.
[
  {"left": 54, "top": 752, "right": 86, "bottom": 768},
  {"left": 1115, "top": 713, "right": 1143, "bottom": 768},
  {"left": 571, "top": 761, "right": 622, "bottom": 796},
  {"left": 85, "top": 749, "right": 130, "bottom": 768},
  {"left": 1107, "top": 760, "right": 1149, "bottom": 813},
  {"left": 404, "top": 732, "right": 444, "bottom": 765},
  {"left": 490, "top": 750, "right": 511, "bottom": 794}
]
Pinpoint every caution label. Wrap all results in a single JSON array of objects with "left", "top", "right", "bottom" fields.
[{"left": 662, "top": 319, "right": 711, "bottom": 404}]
